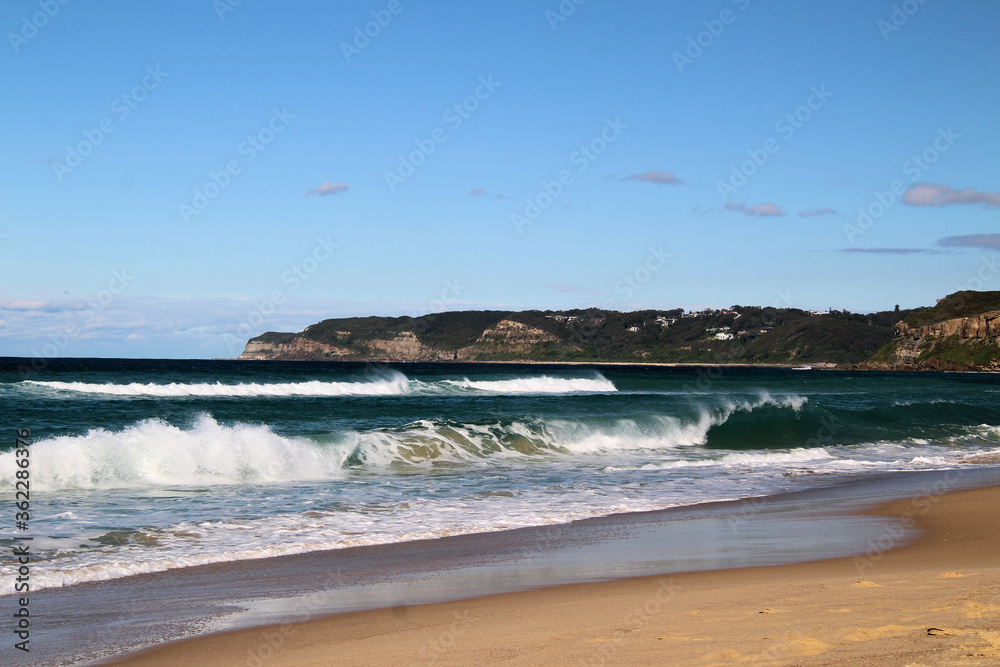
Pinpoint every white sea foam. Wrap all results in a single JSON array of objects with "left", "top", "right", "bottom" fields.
[
  {"left": 24, "top": 371, "right": 617, "bottom": 397},
  {"left": 11, "top": 492, "right": 675, "bottom": 595},
  {"left": 0, "top": 392, "right": 814, "bottom": 491},
  {"left": 442, "top": 375, "right": 617, "bottom": 394},
  {"left": 0, "top": 415, "right": 349, "bottom": 491},
  {"left": 602, "top": 448, "right": 835, "bottom": 472},
  {"left": 12, "top": 430, "right": 989, "bottom": 595},
  {"left": 5, "top": 417, "right": 998, "bottom": 594},
  {"left": 25, "top": 373, "right": 411, "bottom": 397}
]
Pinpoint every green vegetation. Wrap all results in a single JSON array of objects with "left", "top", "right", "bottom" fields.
[
  {"left": 251, "top": 305, "right": 911, "bottom": 364},
  {"left": 904, "top": 290, "right": 1000, "bottom": 328},
  {"left": 916, "top": 338, "right": 1000, "bottom": 367},
  {"left": 869, "top": 340, "right": 899, "bottom": 364},
  {"left": 411, "top": 311, "right": 512, "bottom": 349},
  {"left": 244, "top": 291, "right": 1000, "bottom": 368},
  {"left": 253, "top": 331, "right": 298, "bottom": 344},
  {"left": 739, "top": 315, "right": 899, "bottom": 364}
]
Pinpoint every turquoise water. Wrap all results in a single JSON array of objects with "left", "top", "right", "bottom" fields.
[{"left": 2, "top": 359, "right": 999, "bottom": 595}]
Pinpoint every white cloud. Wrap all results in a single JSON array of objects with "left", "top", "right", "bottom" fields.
[
  {"left": 0, "top": 294, "right": 521, "bottom": 359},
  {"left": 798, "top": 207, "right": 839, "bottom": 218},
  {"left": 937, "top": 233, "right": 1000, "bottom": 250},
  {"left": 0, "top": 299, "right": 86, "bottom": 312},
  {"left": 622, "top": 169, "right": 682, "bottom": 185},
  {"left": 724, "top": 202, "right": 784, "bottom": 217},
  {"left": 306, "top": 181, "right": 350, "bottom": 196},
  {"left": 902, "top": 183, "right": 1000, "bottom": 208}
]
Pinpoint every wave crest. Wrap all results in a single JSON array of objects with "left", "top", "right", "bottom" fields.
[
  {"left": 443, "top": 375, "right": 616, "bottom": 394},
  {"left": 0, "top": 415, "right": 348, "bottom": 490},
  {"left": 0, "top": 392, "right": 814, "bottom": 490},
  {"left": 24, "top": 372, "right": 410, "bottom": 397},
  {"left": 22, "top": 371, "right": 617, "bottom": 398}
]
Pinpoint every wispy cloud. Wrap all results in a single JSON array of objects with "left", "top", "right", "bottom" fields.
[
  {"left": 468, "top": 187, "right": 486, "bottom": 197},
  {"left": 937, "top": 233, "right": 1000, "bottom": 250},
  {"left": 839, "top": 247, "right": 940, "bottom": 255},
  {"left": 306, "top": 181, "right": 350, "bottom": 196},
  {"left": 902, "top": 183, "right": 1000, "bottom": 208},
  {"left": 798, "top": 207, "right": 840, "bottom": 218},
  {"left": 0, "top": 293, "right": 515, "bottom": 359},
  {"left": 622, "top": 169, "right": 682, "bottom": 185},
  {"left": 0, "top": 299, "right": 87, "bottom": 313},
  {"left": 724, "top": 202, "right": 784, "bottom": 217}
]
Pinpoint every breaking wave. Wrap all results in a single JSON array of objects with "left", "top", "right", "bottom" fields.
[
  {"left": 2, "top": 392, "right": 815, "bottom": 491},
  {"left": 22, "top": 372, "right": 617, "bottom": 398}
]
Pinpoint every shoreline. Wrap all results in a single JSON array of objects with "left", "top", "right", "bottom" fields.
[
  {"left": 113, "top": 468, "right": 1000, "bottom": 666},
  {"left": 229, "top": 357, "right": 1000, "bottom": 372},
  {"left": 227, "top": 357, "right": 826, "bottom": 368}
]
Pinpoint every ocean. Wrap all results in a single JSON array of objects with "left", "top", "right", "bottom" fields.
[{"left": 3, "top": 358, "right": 1000, "bottom": 604}]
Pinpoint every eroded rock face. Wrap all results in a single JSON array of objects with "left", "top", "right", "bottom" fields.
[
  {"left": 238, "top": 319, "right": 560, "bottom": 362},
  {"left": 238, "top": 338, "right": 349, "bottom": 360},
  {"left": 895, "top": 310, "right": 1000, "bottom": 341},
  {"left": 854, "top": 310, "right": 1000, "bottom": 371},
  {"left": 470, "top": 320, "right": 558, "bottom": 355},
  {"left": 367, "top": 332, "right": 458, "bottom": 361}
]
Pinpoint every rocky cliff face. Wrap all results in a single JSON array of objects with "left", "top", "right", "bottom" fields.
[
  {"left": 468, "top": 319, "right": 559, "bottom": 356},
  {"left": 366, "top": 332, "right": 460, "bottom": 361},
  {"left": 239, "top": 337, "right": 351, "bottom": 360},
  {"left": 899, "top": 310, "right": 1000, "bottom": 341},
  {"left": 238, "top": 319, "right": 559, "bottom": 362},
  {"left": 854, "top": 310, "right": 1000, "bottom": 371}
]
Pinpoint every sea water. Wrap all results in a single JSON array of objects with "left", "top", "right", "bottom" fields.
[{"left": 2, "top": 359, "right": 999, "bottom": 596}]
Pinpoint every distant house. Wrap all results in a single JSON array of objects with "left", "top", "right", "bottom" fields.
[
  {"left": 713, "top": 332, "right": 735, "bottom": 340},
  {"left": 628, "top": 326, "right": 641, "bottom": 332},
  {"left": 655, "top": 316, "right": 677, "bottom": 327}
]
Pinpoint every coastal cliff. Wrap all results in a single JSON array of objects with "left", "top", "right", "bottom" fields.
[
  {"left": 239, "top": 335, "right": 350, "bottom": 361},
  {"left": 855, "top": 291, "right": 1000, "bottom": 371},
  {"left": 237, "top": 291, "right": 1000, "bottom": 369},
  {"left": 237, "top": 304, "right": 907, "bottom": 365},
  {"left": 238, "top": 317, "right": 562, "bottom": 362}
]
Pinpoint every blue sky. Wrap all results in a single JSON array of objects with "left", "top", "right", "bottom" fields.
[{"left": 1, "top": 0, "right": 998, "bottom": 358}]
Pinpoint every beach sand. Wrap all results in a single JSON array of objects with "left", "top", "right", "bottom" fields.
[{"left": 117, "top": 483, "right": 1000, "bottom": 666}]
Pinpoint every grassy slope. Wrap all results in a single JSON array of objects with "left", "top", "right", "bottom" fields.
[{"left": 904, "top": 290, "right": 1000, "bottom": 328}]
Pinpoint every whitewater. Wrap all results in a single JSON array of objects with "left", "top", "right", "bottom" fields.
[{"left": 2, "top": 359, "right": 1000, "bottom": 595}]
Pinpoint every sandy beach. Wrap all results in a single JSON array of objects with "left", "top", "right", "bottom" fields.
[{"left": 116, "top": 479, "right": 1000, "bottom": 666}]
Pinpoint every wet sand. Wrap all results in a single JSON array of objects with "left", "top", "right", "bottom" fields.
[{"left": 116, "top": 473, "right": 1000, "bottom": 666}]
